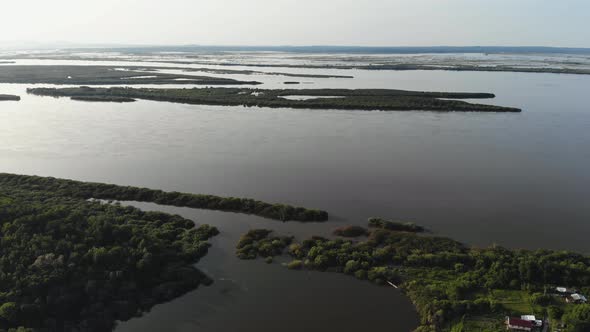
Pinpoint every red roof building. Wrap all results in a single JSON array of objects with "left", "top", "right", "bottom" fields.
[{"left": 506, "top": 317, "right": 534, "bottom": 331}]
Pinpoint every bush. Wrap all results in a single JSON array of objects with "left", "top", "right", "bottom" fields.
[
  {"left": 354, "top": 269, "right": 367, "bottom": 280},
  {"left": 0, "top": 303, "right": 18, "bottom": 323},
  {"left": 287, "top": 260, "right": 303, "bottom": 270},
  {"left": 548, "top": 305, "right": 564, "bottom": 321},
  {"left": 344, "top": 260, "right": 360, "bottom": 274}
]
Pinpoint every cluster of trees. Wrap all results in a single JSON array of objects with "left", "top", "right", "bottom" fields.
[
  {"left": 0, "top": 187, "right": 218, "bottom": 331},
  {"left": 236, "top": 229, "right": 293, "bottom": 260},
  {"left": 562, "top": 304, "right": 590, "bottom": 332},
  {"left": 257, "top": 220, "right": 590, "bottom": 331},
  {"left": 368, "top": 217, "right": 426, "bottom": 233},
  {"left": 0, "top": 173, "right": 328, "bottom": 222},
  {"left": 70, "top": 96, "right": 136, "bottom": 103},
  {"left": 27, "top": 86, "right": 521, "bottom": 112}
]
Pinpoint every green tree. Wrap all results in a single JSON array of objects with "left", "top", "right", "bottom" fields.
[{"left": 0, "top": 302, "right": 18, "bottom": 323}]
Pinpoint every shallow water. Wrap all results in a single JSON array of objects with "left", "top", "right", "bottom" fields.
[{"left": 1, "top": 57, "right": 590, "bottom": 331}]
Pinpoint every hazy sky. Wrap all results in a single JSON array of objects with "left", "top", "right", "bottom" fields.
[{"left": 1, "top": 0, "right": 589, "bottom": 47}]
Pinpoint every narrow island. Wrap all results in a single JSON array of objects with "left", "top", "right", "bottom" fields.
[
  {"left": 27, "top": 86, "right": 522, "bottom": 112},
  {"left": 70, "top": 96, "right": 136, "bottom": 103},
  {"left": 0, "top": 94, "right": 20, "bottom": 101},
  {"left": 0, "top": 173, "right": 328, "bottom": 222},
  {"left": 0, "top": 184, "right": 219, "bottom": 331},
  {"left": 237, "top": 218, "right": 590, "bottom": 332}
]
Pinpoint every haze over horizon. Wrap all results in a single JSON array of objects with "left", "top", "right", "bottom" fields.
[{"left": 1, "top": 0, "right": 589, "bottom": 48}]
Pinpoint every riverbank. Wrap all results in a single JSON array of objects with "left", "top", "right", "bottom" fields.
[{"left": 235, "top": 220, "right": 590, "bottom": 331}]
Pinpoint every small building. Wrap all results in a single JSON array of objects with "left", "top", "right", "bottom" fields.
[
  {"left": 520, "top": 315, "right": 543, "bottom": 327},
  {"left": 506, "top": 317, "right": 534, "bottom": 331},
  {"left": 556, "top": 287, "right": 568, "bottom": 294},
  {"left": 567, "top": 293, "right": 588, "bottom": 304}
]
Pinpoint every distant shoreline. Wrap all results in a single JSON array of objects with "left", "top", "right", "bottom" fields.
[{"left": 0, "top": 94, "right": 20, "bottom": 101}]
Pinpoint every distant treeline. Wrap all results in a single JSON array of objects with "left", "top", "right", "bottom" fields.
[
  {"left": 27, "top": 86, "right": 522, "bottom": 112},
  {"left": 70, "top": 96, "right": 136, "bottom": 103},
  {"left": 0, "top": 94, "right": 20, "bottom": 101}
]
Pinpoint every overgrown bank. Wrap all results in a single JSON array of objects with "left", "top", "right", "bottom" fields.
[
  {"left": 237, "top": 219, "right": 590, "bottom": 331},
  {"left": 0, "top": 187, "right": 218, "bottom": 331},
  {"left": 0, "top": 173, "right": 328, "bottom": 222}
]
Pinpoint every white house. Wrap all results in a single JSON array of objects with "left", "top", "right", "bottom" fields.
[
  {"left": 520, "top": 315, "right": 543, "bottom": 327},
  {"left": 567, "top": 293, "right": 588, "bottom": 304}
]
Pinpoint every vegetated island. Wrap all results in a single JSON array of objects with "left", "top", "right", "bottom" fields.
[
  {"left": 0, "top": 65, "right": 260, "bottom": 85},
  {"left": 70, "top": 96, "right": 136, "bottom": 103},
  {"left": 237, "top": 218, "right": 590, "bottom": 332},
  {"left": 0, "top": 183, "right": 219, "bottom": 331},
  {"left": 0, "top": 173, "right": 328, "bottom": 222},
  {"left": 27, "top": 86, "right": 522, "bottom": 112},
  {"left": 0, "top": 94, "right": 20, "bottom": 101}
]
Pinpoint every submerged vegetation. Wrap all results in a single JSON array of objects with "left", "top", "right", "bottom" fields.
[
  {"left": 237, "top": 219, "right": 590, "bottom": 331},
  {"left": 368, "top": 217, "right": 426, "bottom": 233},
  {"left": 164, "top": 60, "right": 590, "bottom": 76},
  {"left": 333, "top": 225, "right": 368, "bottom": 237},
  {"left": 27, "top": 86, "right": 521, "bottom": 112},
  {"left": 0, "top": 173, "right": 328, "bottom": 222},
  {"left": 0, "top": 186, "right": 219, "bottom": 331},
  {"left": 0, "top": 94, "right": 20, "bottom": 101}
]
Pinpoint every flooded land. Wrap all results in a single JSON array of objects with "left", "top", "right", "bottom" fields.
[{"left": 1, "top": 48, "right": 590, "bottom": 332}]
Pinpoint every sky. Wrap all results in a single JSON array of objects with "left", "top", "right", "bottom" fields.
[{"left": 1, "top": 0, "right": 589, "bottom": 48}]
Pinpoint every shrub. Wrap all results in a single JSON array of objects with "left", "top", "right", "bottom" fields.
[{"left": 287, "top": 260, "right": 303, "bottom": 270}]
